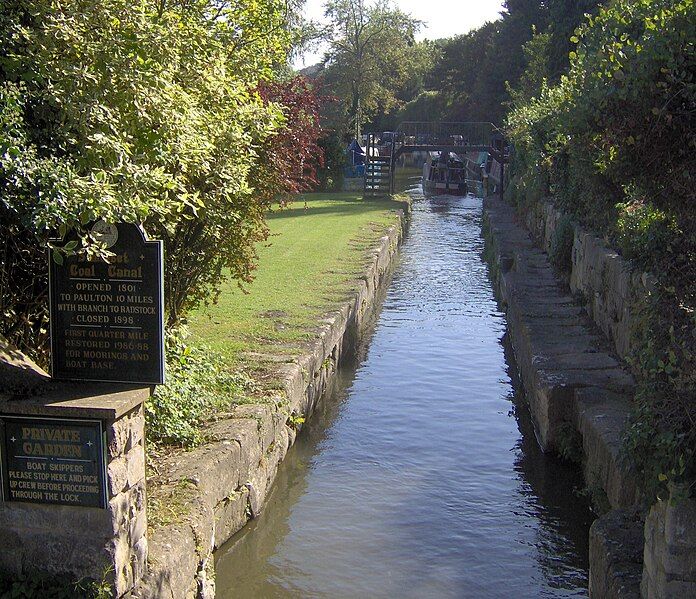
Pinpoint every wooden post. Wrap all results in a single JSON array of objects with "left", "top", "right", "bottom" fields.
[{"left": 390, "top": 137, "right": 395, "bottom": 195}]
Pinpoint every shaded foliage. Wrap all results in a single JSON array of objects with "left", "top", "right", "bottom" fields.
[
  {"left": 257, "top": 76, "right": 326, "bottom": 201},
  {"left": 146, "top": 332, "right": 252, "bottom": 447},
  {"left": 507, "top": 0, "right": 696, "bottom": 498},
  {"left": 321, "top": 0, "right": 424, "bottom": 137},
  {"left": 316, "top": 128, "right": 346, "bottom": 190}
]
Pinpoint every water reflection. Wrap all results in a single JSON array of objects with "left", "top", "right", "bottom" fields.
[{"left": 215, "top": 174, "right": 593, "bottom": 598}]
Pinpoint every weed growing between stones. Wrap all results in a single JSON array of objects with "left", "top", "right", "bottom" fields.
[
  {"left": 549, "top": 215, "right": 574, "bottom": 275},
  {"left": 145, "top": 329, "right": 255, "bottom": 447},
  {"left": 555, "top": 421, "right": 583, "bottom": 464},
  {"left": 574, "top": 471, "right": 611, "bottom": 516},
  {"left": 286, "top": 411, "right": 306, "bottom": 431},
  {"left": 623, "top": 293, "right": 696, "bottom": 504}
]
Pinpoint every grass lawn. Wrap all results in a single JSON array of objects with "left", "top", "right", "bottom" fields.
[{"left": 187, "top": 192, "right": 407, "bottom": 369}]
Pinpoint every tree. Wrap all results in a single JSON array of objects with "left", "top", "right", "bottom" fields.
[
  {"left": 322, "top": 0, "right": 422, "bottom": 138},
  {"left": 0, "top": 0, "right": 319, "bottom": 356},
  {"left": 545, "top": 0, "right": 604, "bottom": 80},
  {"left": 256, "top": 76, "right": 326, "bottom": 201},
  {"left": 406, "top": 1, "right": 548, "bottom": 125},
  {"left": 424, "top": 23, "right": 499, "bottom": 121}
]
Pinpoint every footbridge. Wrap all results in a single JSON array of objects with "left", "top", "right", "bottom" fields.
[{"left": 363, "top": 121, "right": 509, "bottom": 197}]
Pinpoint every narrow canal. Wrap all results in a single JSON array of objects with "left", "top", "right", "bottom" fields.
[{"left": 215, "top": 177, "right": 594, "bottom": 598}]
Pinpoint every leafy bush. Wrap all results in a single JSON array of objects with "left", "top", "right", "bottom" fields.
[
  {"left": 550, "top": 215, "right": 575, "bottom": 274},
  {"left": 507, "top": 0, "right": 696, "bottom": 499},
  {"left": 508, "top": 0, "right": 695, "bottom": 295},
  {"left": 615, "top": 201, "right": 679, "bottom": 269},
  {"left": 1, "top": 1, "right": 325, "bottom": 359},
  {"left": 145, "top": 331, "right": 252, "bottom": 447}
]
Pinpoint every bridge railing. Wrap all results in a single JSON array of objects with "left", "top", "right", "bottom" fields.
[{"left": 394, "top": 122, "right": 500, "bottom": 147}]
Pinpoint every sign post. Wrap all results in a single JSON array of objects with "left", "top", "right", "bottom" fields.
[
  {"left": 0, "top": 221, "right": 162, "bottom": 594},
  {"left": 49, "top": 222, "right": 165, "bottom": 385}
]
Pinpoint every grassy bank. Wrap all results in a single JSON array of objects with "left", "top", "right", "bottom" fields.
[
  {"left": 146, "top": 192, "right": 406, "bottom": 448},
  {"left": 188, "top": 192, "right": 407, "bottom": 367}
]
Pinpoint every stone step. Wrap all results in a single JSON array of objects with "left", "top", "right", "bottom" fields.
[{"left": 574, "top": 388, "right": 639, "bottom": 508}]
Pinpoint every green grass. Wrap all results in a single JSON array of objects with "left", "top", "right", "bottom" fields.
[{"left": 187, "top": 192, "right": 406, "bottom": 367}]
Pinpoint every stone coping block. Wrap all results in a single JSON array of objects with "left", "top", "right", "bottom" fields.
[
  {"left": 642, "top": 496, "right": 696, "bottom": 598},
  {"left": 589, "top": 509, "right": 643, "bottom": 599},
  {"left": 1, "top": 334, "right": 150, "bottom": 420},
  {"left": 574, "top": 387, "right": 639, "bottom": 509},
  {"left": 0, "top": 384, "right": 150, "bottom": 421}
]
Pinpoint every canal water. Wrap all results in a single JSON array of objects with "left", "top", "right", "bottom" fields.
[{"left": 215, "top": 176, "right": 594, "bottom": 598}]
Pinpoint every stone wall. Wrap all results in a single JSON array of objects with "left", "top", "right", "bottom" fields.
[
  {"left": 502, "top": 198, "right": 696, "bottom": 599},
  {"left": 642, "top": 494, "right": 696, "bottom": 598},
  {"left": 131, "top": 205, "right": 410, "bottom": 599},
  {"left": 524, "top": 201, "right": 654, "bottom": 362},
  {"left": 0, "top": 339, "right": 150, "bottom": 597},
  {"left": 483, "top": 197, "right": 637, "bottom": 501},
  {"left": 589, "top": 509, "right": 644, "bottom": 599},
  {"left": 107, "top": 405, "right": 148, "bottom": 595}
]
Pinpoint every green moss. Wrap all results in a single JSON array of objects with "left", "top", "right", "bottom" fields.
[
  {"left": 549, "top": 215, "right": 574, "bottom": 274},
  {"left": 147, "top": 479, "right": 197, "bottom": 531}
]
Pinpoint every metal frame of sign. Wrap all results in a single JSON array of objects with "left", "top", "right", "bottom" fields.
[
  {"left": 48, "top": 223, "right": 165, "bottom": 385},
  {"left": 0, "top": 415, "right": 108, "bottom": 509}
]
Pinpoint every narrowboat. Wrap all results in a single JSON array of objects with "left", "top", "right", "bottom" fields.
[{"left": 422, "top": 151, "right": 468, "bottom": 196}]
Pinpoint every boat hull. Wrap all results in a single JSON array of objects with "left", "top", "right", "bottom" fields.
[
  {"left": 422, "top": 152, "right": 469, "bottom": 196},
  {"left": 422, "top": 178, "right": 468, "bottom": 196}
]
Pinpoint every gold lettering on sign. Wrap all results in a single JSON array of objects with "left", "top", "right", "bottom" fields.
[{"left": 4, "top": 419, "right": 104, "bottom": 507}]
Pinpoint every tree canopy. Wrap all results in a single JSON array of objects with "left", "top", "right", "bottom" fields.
[
  {"left": 321, "top": 0, "right": 423, "bottom": 138},
  {"left": 313, "top": 0, "right": 561, "bottom": 132},
  {"left": 0, "top": 0, "right": 324, "bottom": 356}
]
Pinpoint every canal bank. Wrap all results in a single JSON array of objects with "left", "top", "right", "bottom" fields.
[
  {"left": 482, "top": 196, "right": 643, "bottom": 596},
  {"left": 132, "top": 200, "right": 410, "bottom": 599},
  {"left": 483, "top": 196, "right": 696, "bottom": 598},
  {"left": 213, "top": 187, "right": 595, "bottom": 598}
]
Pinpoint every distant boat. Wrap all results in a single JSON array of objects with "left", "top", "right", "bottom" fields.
[{"left": 422, "top": 151, "right": 468, "bottom": 196}]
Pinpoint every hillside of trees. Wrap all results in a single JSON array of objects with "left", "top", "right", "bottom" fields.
[{"left": 310, "top": 0, "right": 605, "bottom": 134}]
